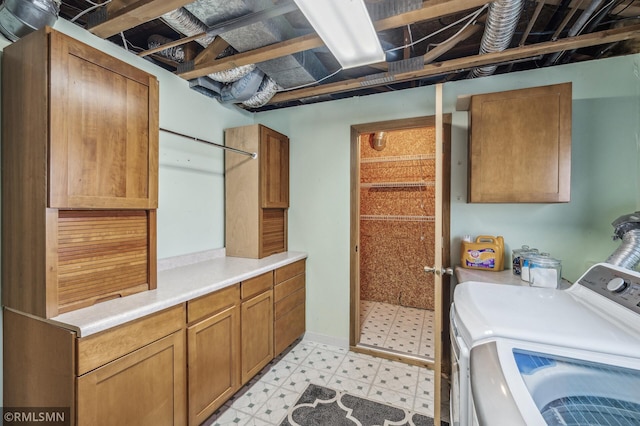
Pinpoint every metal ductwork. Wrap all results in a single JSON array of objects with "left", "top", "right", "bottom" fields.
[
  {"left": 160, "top": 7, "right": 269, "bottom": 106},
  {"left": 470, "top": 0, "right": 523, "bottom": 78},
  {"left": 607, "top": 211, "right": 640, "bottom": 270},
  {"left": 147, "top": 34, "right": 186, "bottom": 62},
  {"left": 158, "top": 0, "right": 327, "bottom": 108},
  {"left": 0, "top": 0, "right": 59, "bottom": 41},
  {"left": 160, "top": 7, "right": 258, "bottom": 88}
]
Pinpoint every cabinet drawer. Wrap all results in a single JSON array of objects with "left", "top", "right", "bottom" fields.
[
  {"left": 187, "top": 284, "right": 239, "bottom": 324},
  {"left": 274, "top": 303, "right": 305, "bottom": 354},
  {"left": 275, "top": 259, "right": 306, "bottom": 284},
  {"left": 274, "top": 273, "right": 305, "bottom": 303},
  {"left": 275, "top": 287, "right": 305, "bottom": 320},
  {"left": 77, "top": 305, "right": 184, "bottom": 375},
  {"left": 241, "top": 272, "right": 273, "bottom": 300}
]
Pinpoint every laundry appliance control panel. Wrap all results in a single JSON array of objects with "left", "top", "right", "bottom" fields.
[{"left": 578, "top": 264, "right": 640, "bottom": 314}]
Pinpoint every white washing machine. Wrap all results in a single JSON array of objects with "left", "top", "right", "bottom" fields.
[{"left": 450, "top": 262, "right": 640, "bottom": 425}]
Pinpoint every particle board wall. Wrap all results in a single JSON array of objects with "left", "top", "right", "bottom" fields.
[{"left": 359, "top": 128, "right": 436, "bottom": 310}]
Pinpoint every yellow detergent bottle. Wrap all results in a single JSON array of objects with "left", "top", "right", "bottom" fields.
[{"left": 460, "top": 235, "right": 505, "bottom": 271}]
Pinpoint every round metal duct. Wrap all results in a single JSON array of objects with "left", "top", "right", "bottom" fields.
[{"left": 0, "top": 0, "right": 59, "bottom": 42}]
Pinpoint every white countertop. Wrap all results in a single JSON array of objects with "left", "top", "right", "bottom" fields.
[
  {"left": 47, "top": 251, "right": 307, "bottom": 337},
  {"left": 455, "top": 266, "right": 572, "bottom": 288},
  {"left": 455, "top": 267, "right": 528, "bottom": 286}
]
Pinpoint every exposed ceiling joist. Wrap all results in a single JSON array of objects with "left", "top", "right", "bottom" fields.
[
  {"left": 268, "top": 23, "right": 640, "bottom": 104},
  {"left": 194, "top": 37, "right": 229, "bottom": 65},
  {"left": 176, "top": 0, "right": 490, "bottom": 80},
  {"left": 88, "top": 0, "right": 193, "bottom": 38},
  {"left": 57, "top": 0, "right": 640, "bottom": 112}
]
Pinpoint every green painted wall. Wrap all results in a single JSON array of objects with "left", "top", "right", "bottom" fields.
[{"left": 257, "top": 54, "right": 640, "bottom": 343}]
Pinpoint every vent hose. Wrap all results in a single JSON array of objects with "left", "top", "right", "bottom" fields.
[
  {"left": 147, "top": 34, "right": 185, "bottom": 62},
  {"left": 159, "top": 7, "right": 278, "bottom": 106},
  {"left": 0, "top": 0, "right": 60, "bottom": 41},
  {"left": 470, "top": 0, "right": 523, "bottom": 78},
  {"left": 160, "top": 8, "right": 255, "bottom": 82},
  {"left": 606, "top": 211, "right": 640, "bottom": 270}
]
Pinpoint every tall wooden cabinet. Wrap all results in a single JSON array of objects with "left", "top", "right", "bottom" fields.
[
  {"left": 225, "top": 124, "right": 289, "bottom": 259},
  {"left": 467, "top": 83, "right": 572, "bottom": 203},
  {"left": 2, "top": 27, "right": 159, "bottom": 318}
]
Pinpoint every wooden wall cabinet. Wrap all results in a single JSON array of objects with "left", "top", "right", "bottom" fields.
[
  {"left": 2, "top": 27, "right": 159, "bottom": 318},
  {"left": 274, "top": 260, "right": 306, "bottom": 354},
  {"left": 186, "top": 285, "right": 241, "bottom": 425},
  {"left": 225, "top": 124, "right": 289, "bottom": 259},
  {"left": 240, "top": 272, "right": 274, "bottom": 383},
  {"left": 5, "top": 305, "right": 187, "bottom": 426},
  {"left": 467, "top": 83, "right": 572, "bottom": 203}
]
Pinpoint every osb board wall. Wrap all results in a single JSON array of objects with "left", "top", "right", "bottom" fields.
[{"left": 360, "top": 128, "right": 436, "bottom": 310}]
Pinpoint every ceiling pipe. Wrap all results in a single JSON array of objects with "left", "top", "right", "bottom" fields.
[
  {"left": 544, "top": 0, "right": 606, "bottom": 65},
  {"left": 469, "top": 0, "right": 523, "bottom": 77},
  {"left": 558, "top": 0, "right": 617, "bottom": 63}
]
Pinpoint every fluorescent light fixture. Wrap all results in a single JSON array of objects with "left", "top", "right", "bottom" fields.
[{"left": 294, "top": 0, "right": 385, "bottom": 69}]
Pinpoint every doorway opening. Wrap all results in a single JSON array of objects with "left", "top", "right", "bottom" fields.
[{"left": 349, "top": 115, "right": 452, "bottom": 420}]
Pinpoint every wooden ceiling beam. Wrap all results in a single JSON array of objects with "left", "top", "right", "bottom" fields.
[
  {"left": 194, "top": 37, "right": 230, "bottom": 66},
  {"left": 176, "top": 0, "right": 490, "bottom": 80},
  {"left": 268, "top": 23, "right": 640, "bottom": 104},
  {"left": 422, "top": 23, "right": 482, "bottom": 64},
  {"left": 88, "top": 0, "right": 195, "bottom": 38}
]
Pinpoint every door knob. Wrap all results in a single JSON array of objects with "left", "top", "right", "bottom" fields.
[{"left": 424, "top": 266, "right": 454, "bottom": 276}]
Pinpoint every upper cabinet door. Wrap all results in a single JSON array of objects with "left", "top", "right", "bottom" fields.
[
  {"left": 468, "top": 83, "right": 571, "bottom": 203},
  {"left": 260, "top": 125, "right": 289, "bottom": 208},
  {"left": 49, "top": 31, "right": 159, "bottom": 209}
]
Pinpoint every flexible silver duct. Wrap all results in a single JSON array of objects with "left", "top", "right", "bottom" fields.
[
  {"left": 147, "top": 34, "right": 185, "bottom": 62},
  {"left": 607, "top": 230, "right": 640, "bottom": 270},
  {"left": 161, "top": 7, "right": 256, "bottom": 83},
  {"left": 242, "top": 75, "right": 279, "bottom": 108},
  {"left": 161, "top": 8, "right": 215, "bottom": 48},
  {"left": 470, "top": 0, "right": 523, "bottom": 78},
  {"left": 607, "top": 211, "right": 640, "bottom": 270},
  {"left": 0, "top": 0, "right": 59, "bottom": 41}
]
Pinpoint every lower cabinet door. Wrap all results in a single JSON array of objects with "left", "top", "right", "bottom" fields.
[
  {"left": 77, "top": 330, "right": 186, "bottom": 426},
  {"left": 241, "top": 290, "right": 274, "bottom": 384},
  {"left": 187, "top": 305, "right": 241, "bottom": 425}
]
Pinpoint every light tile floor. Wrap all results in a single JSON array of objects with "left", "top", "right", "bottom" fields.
[
  {"left": 359, "top": 300, "right": 435, "bottom": 359},
  {"left": 204, "top": 338, "right": 439, "bottom": 425}
]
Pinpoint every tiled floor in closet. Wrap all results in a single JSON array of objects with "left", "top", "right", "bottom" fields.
[
  {"left": 204, "top": 338, "right": 441, "bottom": 425},
  {"left": 359, "top": 300, "right": 435, "bottom": 359}
]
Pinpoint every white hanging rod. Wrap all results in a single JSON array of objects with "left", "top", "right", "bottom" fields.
[{"left": 160, "top": 127, "right": 258, "bottom": 159}]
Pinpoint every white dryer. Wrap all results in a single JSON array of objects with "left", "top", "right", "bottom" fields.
[{"left": 450, "top": 263, "right": 640, "bottom": 425}]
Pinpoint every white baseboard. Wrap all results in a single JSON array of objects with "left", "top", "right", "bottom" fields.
[{"left": 302, "top": 331, "right": 350, "bottom": 349}]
